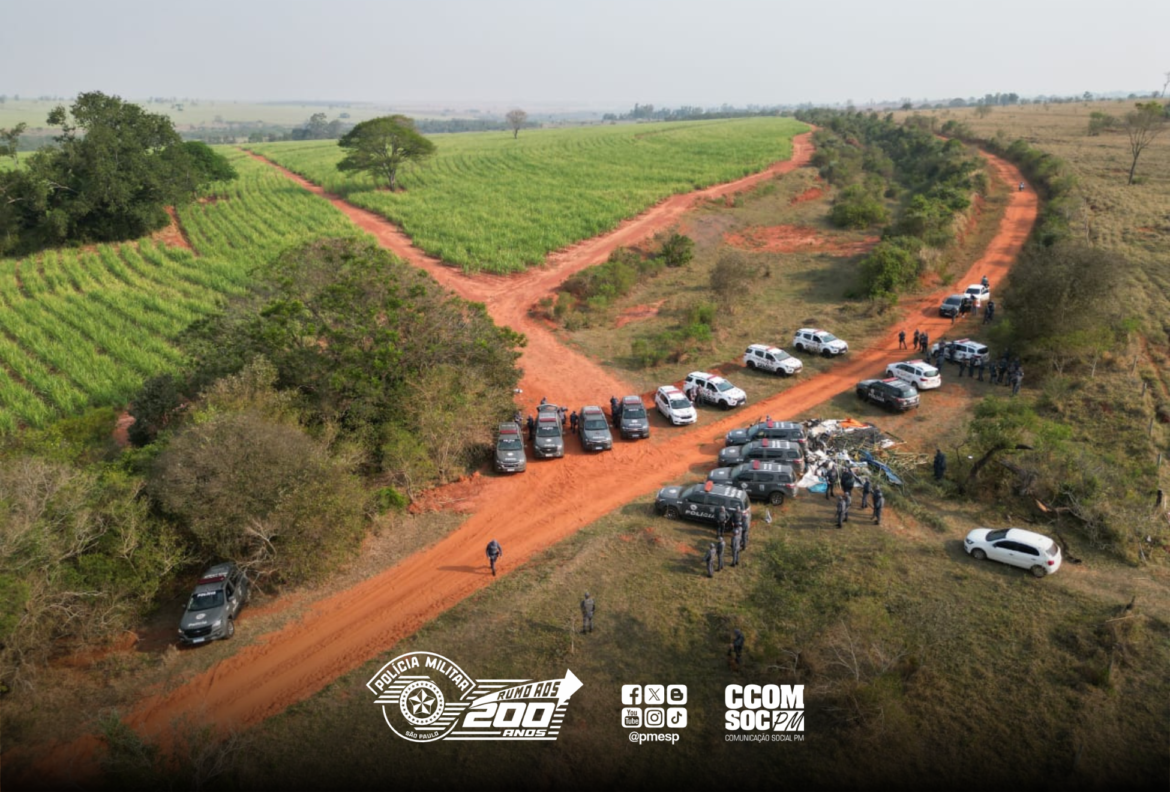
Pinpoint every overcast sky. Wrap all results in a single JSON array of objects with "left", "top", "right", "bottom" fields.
[{"left": 3, "top": 0, "right": 1166, "bottom": 109}]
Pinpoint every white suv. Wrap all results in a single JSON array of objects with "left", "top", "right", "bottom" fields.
[
  {"left": 683, "top": 371, "right": 746, "bottom": 410},
  {"left": 885, "top": 359, "right": 941, "bottom": 390},
  {"left": 965, "top": 283, "right": 990, "bottom": 303},
  {"left": 743, "top": 344, "right": 803, "bottom": 376},
  {"left": 930, "top": 338, "right": 989, "bottom": 365},
  {"left": 964, "top": 527, "right": 1062, "bottom": 577},
  {"left": 793, "top": 328, "right": 848, "bottom": 357},
  {"left": 655, "top": 385, "right": 696, "bottom": 425}
]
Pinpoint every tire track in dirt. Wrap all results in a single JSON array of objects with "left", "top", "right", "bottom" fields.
[{"left": 10, "top": 137, "right": 1034, "bottom": 788}]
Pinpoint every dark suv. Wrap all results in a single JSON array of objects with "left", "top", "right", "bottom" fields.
[
  {"left": 725, "top": 419, "right": 805, "bottom": 448},
  {"left": 856, "top": 378, "right": 920, "bottom": 412},
  {"left": 178, "top": 562, "right": 250, "bottom": 645},
  {"left": 939, "top": 294, "right": 966, "bottom": 318},
  {"left": 655, "top": 481, "right": 750, "bottom": 525},
  {"left": 618, "top": 395, "right": 650, "bottom": 440},
  {"left": 495, "top": 422, "right": 527, "bottom": 472},
  {"left": 579, "top": 405, "right": 614, "bottom": 452},
  {"left": 717, "top": 439, "right": 805, "bottom": 473},
  {"left": 532, "top": 411, "right": 565, "bottom": 459},
  {"left": 707, "top": 460, "right": 798, "bottom": 505}
]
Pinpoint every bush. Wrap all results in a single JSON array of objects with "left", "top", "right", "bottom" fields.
[
  {"left": 710, "top": 250, "right": 756, "bottom": 310},
  {"left": 859, "top": 237, "right": 922, "bottom": 298},
  {"left": 658, "top": 232, "right": 695, "bottom": 268},
  {"left": 830, "top": 185, "right": 889, "bottom": 229},
  {"left": 376, "top": 486, "right": 409, "bottom": 513}
]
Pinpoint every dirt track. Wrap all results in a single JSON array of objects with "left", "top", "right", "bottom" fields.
[{"left": 13, "top": 137, "right": 1036, "bottom": 784}]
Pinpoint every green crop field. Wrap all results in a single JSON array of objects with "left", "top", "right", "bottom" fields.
[
  {"left": 250, "top": 117, "right": 808, "bottom": 272},
  {"left": 0, "top": 150, "right": 358, "bottom": 431}
]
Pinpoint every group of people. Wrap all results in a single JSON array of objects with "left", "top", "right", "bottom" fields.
[
  {"left": 703, "top": 505, "right": 752, "bottom": 577},
  {"left": 910, "top": 329, "right": 931, "bottom": 355},
  {"left": 521, "top": 398, "right": 582, "bottom": 437},
  {"left": 821, "top": 461, "right": 885, "bottom": 527}
]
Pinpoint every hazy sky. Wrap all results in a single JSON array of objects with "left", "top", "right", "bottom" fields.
[{"left": 3, "top": 0, "right": 1166, "bottom": 109}]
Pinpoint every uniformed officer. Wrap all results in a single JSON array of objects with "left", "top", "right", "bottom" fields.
[
  {"left": 486, "top": 539, "right": 502, "bottom": 577},
  {"left": 609, "top": 395, "right": 619, "bottom": 424},
  {"left": 933, "top": 449, "right": 947, "bottom": 481},
  {"left": 835, "top": 494, "right": 847, "bottom": 529},
  {"left": 840, "top": 466, "right": 856, "bottom": 498},
  {"left": 860, "top": 477, "right": 871, "bottom": 509},
  {"left": 733, "top": 628, "right": 745, "bottom": 666},
  {"left": 569, "top": 410, "right": 579, "bottom": 434},
  {"left": 873, "top": 485, "right": 886, "bottom": 525},
  {"left": 824, "top": 464, "right": 838, "bottom": 499},
  {"left": 716, "top": 505, "right": 730, "bottom": 539},
  {"left": 740, "top": 508, "right": 751, "bottom": 550},
  {"left": 715, "top": 536, "right": 725, "bottom": 572},
  {"left": 898, "top": 329, "right": 907, "bottom": 349},
  {"left": 731, "top": 522, "right": 742, "bottom": 566},
  {"left": 958, "top": 358, "right": 967, "bottom": 378},
  {"left": 526, "top": 414, "right": 535, "bottom": 439},
  {"left": 580, "top": 592, "right": 595, "bottom": 633},
  {"left": 704, "top": 543, "right": 716, "bottom": 578}
]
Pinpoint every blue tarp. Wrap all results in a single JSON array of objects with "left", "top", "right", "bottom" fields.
[{"left": 860, "top": 450, "right": 904, "bottom": 486}]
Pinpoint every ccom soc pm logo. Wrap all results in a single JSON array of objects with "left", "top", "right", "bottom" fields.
[{"left": 367, "top": 652, "right": 583, "bottom": 742}]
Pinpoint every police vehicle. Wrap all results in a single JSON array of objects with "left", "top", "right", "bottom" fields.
[
  {"left": 725, "top": 419, "right": 806, "bottom": 448},
  {"left": 718, "top": 438, "right": 806, "bottom": 473},
  {"left": 792, "top": 328, "right": 848, "bottom": 357},
  {"left": 885, "top": 359, "right": 942, "bottom": 390},
  {"left": 743, "top": 344, "right": 803, "bottom": 376},
  {"left": 707, "top": 460, "right": 798, "bottom": 505},
  {"left": 938, "top": 294, "right": 966, "bottom": 318},
  {"left": 929, "top": 338, "right": 990, "bottom": 365},
  {"left": 178, "top": 562, "right": 250, "bottom": 645},
  {"left": 654, "top": 385, "right": 696, "bottom": 425},
  {"left": 683, "top": 371, "right": 747, "bottom": 410},
  {"left": 578, "top": 405, "right": 614, "bottom": 451},
  {"left": 494, "top": 422, "right": 528, "bottom": 472},
  {"left": 532, "top": 412, "right": 565, "bottom": 459},
  {"left": 618, "top": 395, "right": 650, "bottom": 440},
  {"left": 655, "top": 479, "right": 750, "bottom": 524},
  {"left": 855, "top": 378, "right": 920, "bottom": 412}
]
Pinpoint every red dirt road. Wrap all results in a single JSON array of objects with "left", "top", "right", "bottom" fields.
[{"left": 10, "top": 138, "right": 1036, "bottom": 787}]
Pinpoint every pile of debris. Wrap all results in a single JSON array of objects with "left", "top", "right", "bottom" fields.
[{"left": 799, "top": 418, "right": 920, "bottom": 491}]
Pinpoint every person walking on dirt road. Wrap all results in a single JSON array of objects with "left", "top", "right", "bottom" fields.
[
  {"left": 581, "top": 592, "right": 595, "bottom": 633},
  {"left": 486, "top": 539, "right": 502, "bottom": 577}
]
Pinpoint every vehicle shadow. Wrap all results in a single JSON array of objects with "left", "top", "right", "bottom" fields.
[{"left": 436, "top": 565, "right": 491, "bottom": 575}]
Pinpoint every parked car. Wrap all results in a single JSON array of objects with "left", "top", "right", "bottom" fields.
[
  {"left": 532, "top": 412, "right": 565, "bottom": 459},
  {"left": 618, "top": 395, "right": 650, "bottom": 440},
  {"left": 684, "top": 371, "right": 747, "bottom": 410},
  {"left": 964, "top": 527, "right": 1062, "bottom": 577},
  {"left": 725, "top": 419, "right": 806, "bottom": 448},
  {"left": 792, "top": 328, "right": 848, "bottom": 357},
  {"left": 495, "top": 422, "right": 527, "bottom": 472},
  {"left": 965, "top": 283, "right": 991, "bottom": 303},
  {"left": 579, "top": 405, "right": 614, "bottom": 451},
  {"left": 885, "top": 360, "right": 942, "bottom": 390},
  {"left": 655, "top": 385, "right": 696, "bottom": 425},
  {"left": 743, "top": 344, "right": 803, "bottom": 376},
  {"left": 178, "top": 562, "right": 250, "bottom": 645},
  {"left": 718, "top": 438, "right": 805, "bottom": 472},
  {"left": 930, "top": 338, "right": 990, "bottom": 365},
  {"left": 856, "top": 378, "right": 920, "bottom": 412},
  {"left": 939, "top": 294, "right": 966, "bottom": 318},
  {"left": 655, "top": 480, "right": 750, "bottom": 525},
  {"left": 707, "top": 460, "right": 798, "bottom": 505}
]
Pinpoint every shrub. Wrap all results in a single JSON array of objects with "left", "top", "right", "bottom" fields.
[
  {"left": 830, "top": 185, "right": 889, "bottom": 229},
  {"left": 376, "top": 486, "right": 409, "bottom": 513},
  {"left": 859, "top": 237, "right": 922, "bottom": 298},
  {"left": 658, "top": 232, "right": 695, "bottom": 268}
]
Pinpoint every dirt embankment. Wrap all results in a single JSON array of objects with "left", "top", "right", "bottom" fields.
[{"left": 6, "top": 136, "right": 1035, "bottom": 789}]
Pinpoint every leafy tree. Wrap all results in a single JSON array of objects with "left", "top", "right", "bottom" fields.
[
  {"left": 1121, "top": 101, "right": 1167, "bottom": 184},
  {"left": 710, "top": 250, "right": 756, "bottom": 311},
  {"left": 658, "top": 231, "right": 694, "bottom": 267},
  {"left": 0, "top": 122, "right": 26, "bottom": 163},
  {"left": 1087, "top": 111, "right": 1118, "bottom": 136},
  {"left": 505, "top": 108, "right": 529, "bottom": 139},
  {"left": 829, "top": 184, "right": 888, "bottom": 229},
  {"left": 858, "top": 237, "right": 921, "bottom": 298},
  {"left": 337, "top": 115, "right": 436, "bottom": 190},
  {"left": 0, "top": 92, "right": 235, "bottom": 252}
]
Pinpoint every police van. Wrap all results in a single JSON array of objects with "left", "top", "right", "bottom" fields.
[{"left": 655, "top": 480, "right": 750, "bottom": 525}]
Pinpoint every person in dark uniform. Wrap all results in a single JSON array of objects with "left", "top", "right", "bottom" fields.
[
  {"left": 715, "top": 536, "right": 725, "bottom": 572},
  {"left": 580, "top": 592, "right": 595, "bottom": 633},
  {"left": 716, "top": 505, "right": 730, "bottom": 539},
  {"left": 740, "top": 508, "right": 750, "bottom": 550},
  {"left": 824, "top": 464, "right": 838, "bottom": 499},
  {"left": 704, "top": 544, "right": 716, "bottom": 578},
  {"left": 733, "top": 628, "right": 745, "bottom": 666},
  {"left": 569, "top": 410, "right": 579, "bottom": 434},
  {"left": 861, "top": 477, "right": 871, "bottom": 509},
  {"left": 933, "top": 449, "right": 947, "bottom": 481},
  {"left": 912, "top": 329, "right": 920, "bottom": 350},
  {"left": 731, "top": 522, "right": 742, "bottom": 567},
  {"left": 835, "top": 494, "right": 847, "bottom": 529},
  {"left": 609, "top": 395, "right": 619, "bottom": 425},
  {"left": 872, "top": 485, "right": 885, "bottom": 525},
  {"left": 486, "top": 539, "right": 503, "bottom": 577},
  {"left": 898, "top": 330, "right": 907, "bottom": 349},
  {"left": 526, "top": 414, "right": 535, "bottom": 439}
]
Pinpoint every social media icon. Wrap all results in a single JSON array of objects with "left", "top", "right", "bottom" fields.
[
  {"left": 644, "top": 708, "right": 665, "bottom": 728},
  {"left": 667, "top": 707, "right": 688, "bottom": 729},
  {"left": 643, "top": 684, "right": 665, "bottom": 704},
  {"left": 621, "top": 685, "right": 642, "bottom": 706},
  {"left": 667, "top": 685, "right": 688, "bottom": 705},
  {"left": 622, "top": 708, "right": 642, "bottom": 728}
]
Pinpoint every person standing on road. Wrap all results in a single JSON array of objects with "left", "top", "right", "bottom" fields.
[
  {"left": 920, "top": 332, "right": 929, "bottom": 355},
  {"left": 731, "top": 522, "right": 742, "bottom": 566},
  {"left": 872, "top": 485, "right": 885, "bottom": 526},
  {"left": 840, "top": 466, "right": 856, "bottom": 499},
  {"left": 715, "top": 536, "right": 725, "bottom": 572},
  {"left": 716, "top": 505, "right": 730, "bottom": 539},
  {"left": 569, "top": 410, "right": 579, "bottom": 434},
  {"left": 913, "top": 329, "right": 921, "bottom": 351},
  {"left": 898, "top": 330, "right": 907, "bottom": 349},
  {"left": 933, "top": 449, "right": 947, "bottom": 481},
  {"left": 581, "top": 592, "right": 595, "bottom": 633},
  {"left": 835, "top": 494, "right": 847, "bottom": 529},
  {"left": 609, "top": 396, "right": 619, "bottom": 424},
  {"left": 486, "top": 539, "right": 503, "bottom": 577},
  {"left": 704, "top": 543, "right": 716, "bottom": 578},
  {"left": 861, "top": 477, "right": 871, "bottom": 509},
  {"left": 824, "top": 464, "right": 838, "bottom": 500},
  {"left": 526, "top": 414, "right": 535, "bottom": 439}
]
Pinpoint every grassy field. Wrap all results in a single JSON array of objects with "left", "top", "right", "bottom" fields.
[
  {"left": 234, "top": 486, "right": 1170, "bottom": 791},
  {"left": 0, "top": 150, "right": 359, "bottom": 430},
  {"left": 249, "top": 118, "right": 808, "bottom": 272}
]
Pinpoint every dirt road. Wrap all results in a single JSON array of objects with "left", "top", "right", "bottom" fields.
[{"left": 12, "top": 137, "right": 1036, "bottom": 786}]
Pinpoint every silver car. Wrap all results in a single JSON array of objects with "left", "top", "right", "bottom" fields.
[{"left": 178, "top": 562, "right": 250, "bottom": 645}]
